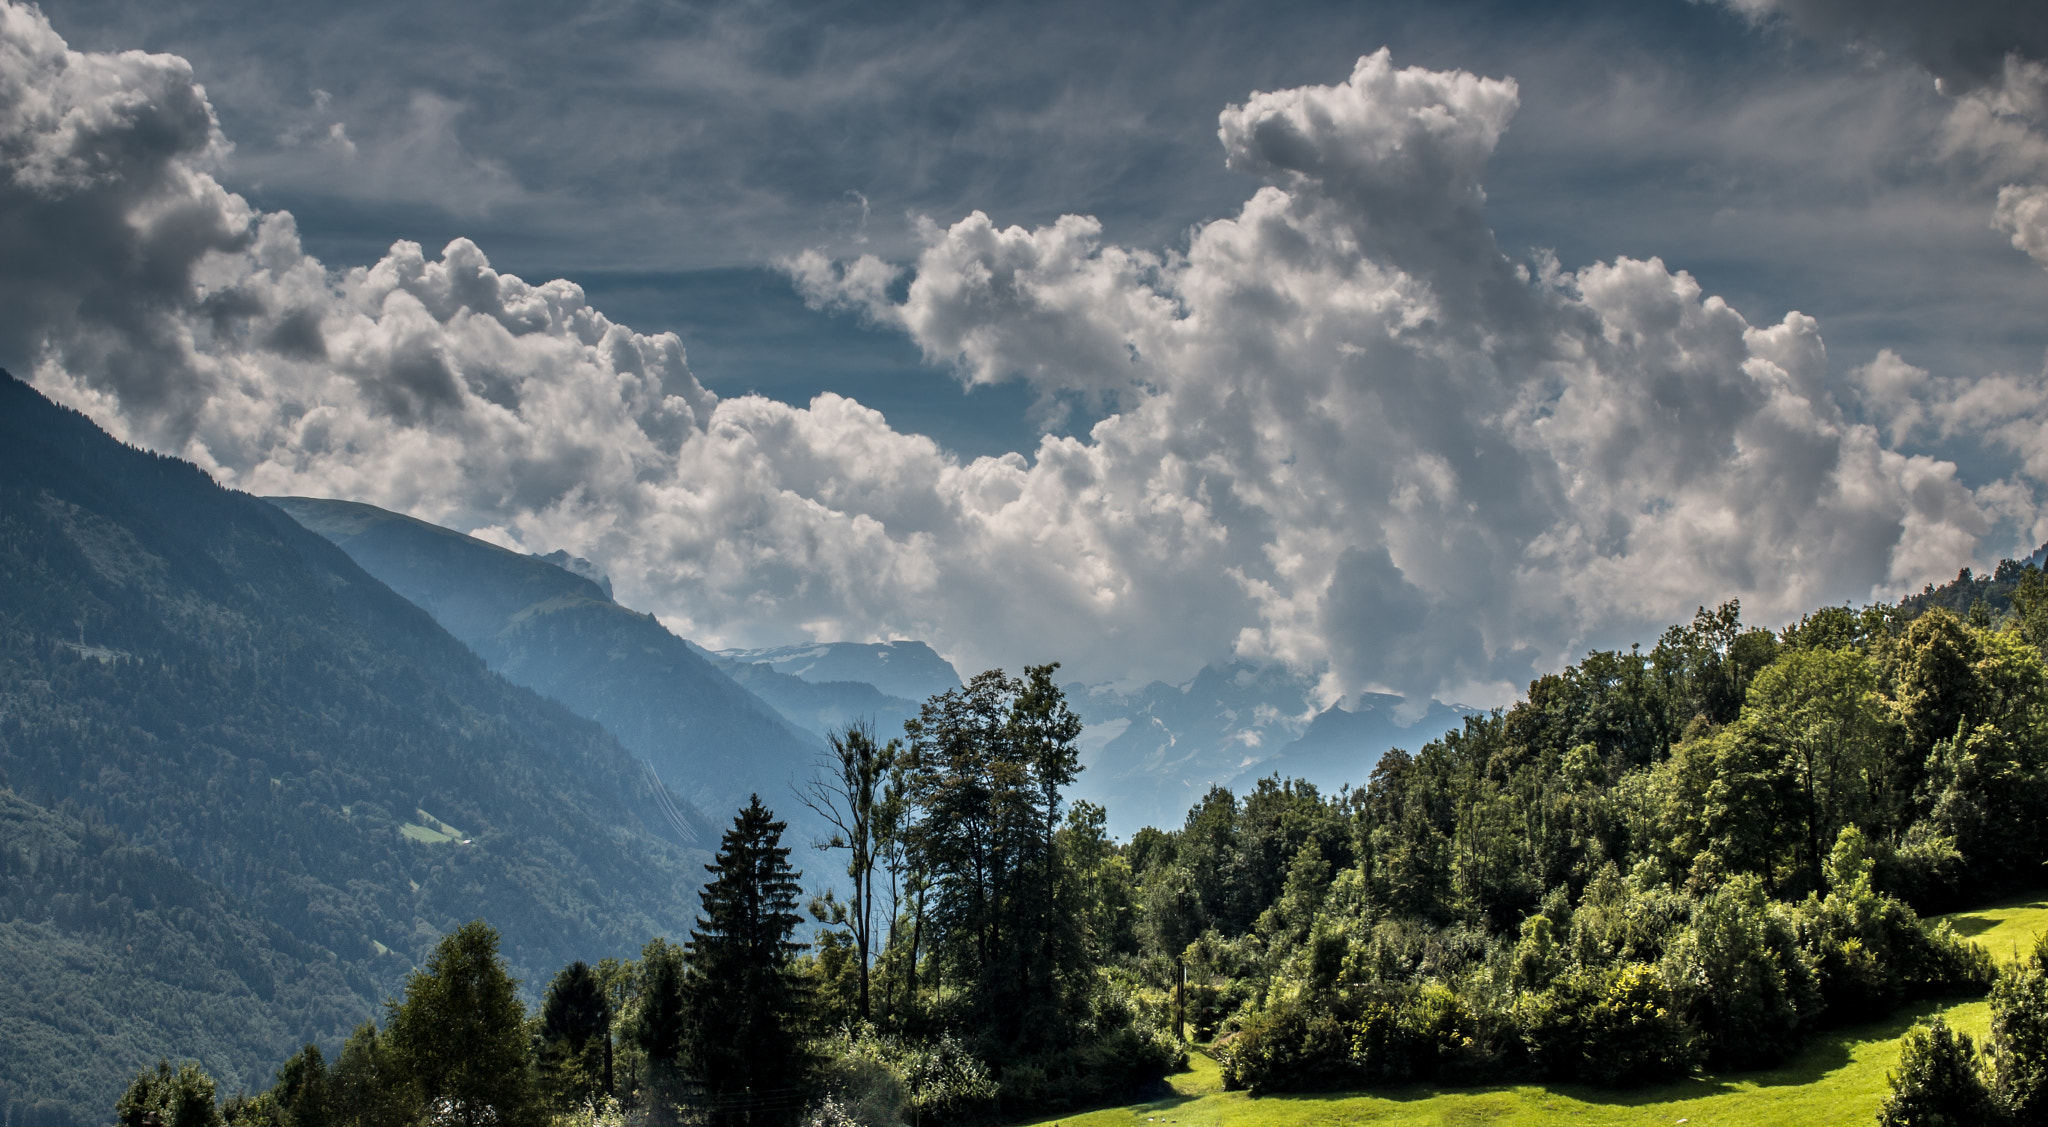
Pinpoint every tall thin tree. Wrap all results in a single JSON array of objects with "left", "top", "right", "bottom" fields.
[
  {"left": 539, "top": 960, "right": 613, "bottom": 1109},
  {"left": 799, "top": 721, "right": 897, "bottom": 1020},
  {"left": 682, "top": 795, "right": 811, "bottom": 1127}
]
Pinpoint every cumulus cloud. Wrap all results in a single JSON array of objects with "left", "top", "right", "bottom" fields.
[
  {"left": 799, "top": 49, "right": 2023, "bottom": 698},
  {"left": 6, "top": 6, "right": 2043, "bottom": 707},
  {"left": 0, "top": 2, "right": 248, "bottom": 433}
]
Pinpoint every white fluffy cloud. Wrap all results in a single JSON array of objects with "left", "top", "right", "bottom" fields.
[{"left": 6, "top": 9, "right": 2044, "bottom": 705}]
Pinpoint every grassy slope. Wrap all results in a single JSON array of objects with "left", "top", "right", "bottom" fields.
[{"left": 1019, "top": 894, "right": 2048, "bottom": 1127}]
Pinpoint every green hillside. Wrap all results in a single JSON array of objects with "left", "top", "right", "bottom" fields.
[
  {"left": 270, "top": 496, "right": 824, "bottom": 818},
  {"left": 0, "top": 791, "right": 363, "bottom": 1127},
  {"left": 0, "top": 374, "right": 712, "bottom": 1124},
  {"left": 1012, "top": 895, "right": 2048, "bottom": 1127}
]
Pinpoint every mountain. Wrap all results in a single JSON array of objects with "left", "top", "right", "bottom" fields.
[
  {"left": 1234, "top": 693, "right": 1475, "bottom": 794},
  {"left": 714, "top": 641, "right": 961, "bottom": 704},
  {"left": 270, "top": 497, "right": 824, "bottom": 820},
  {"left": 1066, "top": 662, "right": 1472, "bottom": 836},
  {"left": 531, "top": 548, "right": 614, "bottom": 599},
  {"left": 0, "top": 373, "right": 710, "bottom": 1126},
  {"left": 705, "top": 658, "right": 924, "bottom": 745}
]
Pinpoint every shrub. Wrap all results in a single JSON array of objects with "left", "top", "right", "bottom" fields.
[
  {"left": 1661, "top": 876, "right": 1818, "bottom": 1068},
  {"left": 1879, "top": 1018, "right": 2004, "bottom": 1127},
  {"left": 1219, "top": 998, "right": 1359, "bottom": 1094},
  {"left": 1991, "top": 935, "right": 2048, "bottom": 1124},
  {"left": 809, "top": 1028, "right": 992, "bottom": 1126},
  {"left": 1795, "top": 843, "right": 1995, "bottom": 1024},
  {"left": 1521, "top": 963, "right": 1697, "bottom": 1085}
]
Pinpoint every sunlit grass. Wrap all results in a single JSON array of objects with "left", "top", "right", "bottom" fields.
[
  {"left": 400, "top": 806, "right": 467, "bottom": 844},
  {"left": 1008, "top": 894, "right": 2048, "bottom": 1127}
]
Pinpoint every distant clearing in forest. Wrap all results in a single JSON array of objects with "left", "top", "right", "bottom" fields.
[
  {"left": 400, "top": 808, "right": 467, "bottom": 844},
  {"left": 1011, "top": 894, "right": 2048, "bottom": 1127}
]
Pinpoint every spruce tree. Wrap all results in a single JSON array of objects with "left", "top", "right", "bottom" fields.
[
  {"left": 631, "top": 938, "right": 692, "bottom": 1123},
  {"left": 682, "top": 795, "right": 810, "bottom": 1127},
  {"left": 539, "top": 961, "right": 613, "bottom": 1109}
]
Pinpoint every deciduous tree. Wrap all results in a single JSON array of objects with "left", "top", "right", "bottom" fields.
[{"left": 385, "top": 920, "right": 540, "bottom": 1127}]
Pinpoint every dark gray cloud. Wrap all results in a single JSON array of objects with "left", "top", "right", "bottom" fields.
[
  {"left": 1721, "top": 0, "right": 2048, "bottom": 89},
  {"left": 27, "top": 0, "right": 2048, "bottom": 416},
  {"left": 12, "top": 0, "right": 2048, "bottom": 705},
  {"left": 0, "top": 6, "right": 247, "bottom": 428}
]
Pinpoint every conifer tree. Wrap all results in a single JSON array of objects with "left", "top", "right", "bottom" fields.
[
  {"left": 539, "top": 961, "right": 613, "bottom": 1109},
  {"left": 682, "top": 795, "right": 811, "bottom": 1127},
  {"left": 629, "top": 938, "right": 692, "bottom": 1125}
]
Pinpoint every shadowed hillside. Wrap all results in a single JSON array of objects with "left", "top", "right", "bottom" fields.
[
  {"left": 0, "top": 374, "right": 711, "bottom": 1125},
  {"left": 270, "top": 496, "right": 825, "bottom": 817}
]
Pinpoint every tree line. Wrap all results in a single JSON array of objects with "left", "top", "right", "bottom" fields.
[
  {"left": 121, "top": 664, "right": 1174, "bottom": 1127},
  {"left": 115, "top": 564, "right": 2048, "bottom": 1127}
]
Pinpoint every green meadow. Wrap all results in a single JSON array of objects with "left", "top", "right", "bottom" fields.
[{"left": 1015, "top": 893, "right": 2048, "bottom": 1127}]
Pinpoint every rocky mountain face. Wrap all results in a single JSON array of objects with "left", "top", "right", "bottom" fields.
[{"left": 699, "top": 641, "right": 962, "bottom": 745}]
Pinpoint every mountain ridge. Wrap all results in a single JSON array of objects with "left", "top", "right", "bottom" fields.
[
  {"left": 269, "top": 496, "right": 827, "bottom": 820},
  {"left": 0, "top": 373, "right": 710, "bottom": 1125}
]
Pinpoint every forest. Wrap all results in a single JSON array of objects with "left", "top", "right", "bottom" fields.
[
  {"left": 0, "top": 374, "right": 709, "bottom": 1125},
  {"left": 121, "top": 556, "right": 2048, "bottom": 1127}
]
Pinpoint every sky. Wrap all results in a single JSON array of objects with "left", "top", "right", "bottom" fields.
[{"left": 5, "top": 0, "right": 2048, "bottom": 709}]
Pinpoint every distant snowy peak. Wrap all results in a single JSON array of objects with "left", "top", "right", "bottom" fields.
[
  {"left": 531, "top": 550, "right": 614, "bottom": 601},
  {"left": 714, "top": 640, "right": 962, "bottom": 704},
  {"left": 1064, "top": 659, "right": 1475, "bottom": 836}
]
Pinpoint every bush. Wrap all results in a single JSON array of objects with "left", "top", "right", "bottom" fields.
[
  {"left": 1219, "top": 983, "right": 1487, "bottom": 1095},
  {"left": 813, "top": 1034, "right": 910, "bottom": 1127},
  {"left": 811, "top": 1028, "right": 994, "bottom": 1126},
  {"left": 1990, "top": 935, "right": 2048, "bottom": 1123},
  {"left": 1219, "top": 998, "right": 1359, "bottom": 1094},
  {"left": 1879, "top": 1018, "right": 2004, "bottom": 1127},
  {"left": 995, "top": 1022, "right": 1184, "bottom": 1112},
  {"left": 1661, "top": 876, "right": 1818, "bottom": 1068},
  {"left": 1521, "top": 964, "right": 1697, "bottom": 1085},
  {"left": 1795, "top": 843, "right": 1995, "bottom": 1024}
]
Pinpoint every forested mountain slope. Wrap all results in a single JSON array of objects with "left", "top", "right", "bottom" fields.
[
  {"left": 0, "top": 792, "right": 354, "bottom": 1127},
  {"left": 271, "top": 497, "right": 823, "bottom": 816},
  {"left": 0, "top": 374, "right": 710, "bottom": 1125},
  {"left": 1899, "top": 553, "right": 2048, "bottom": 622}
]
